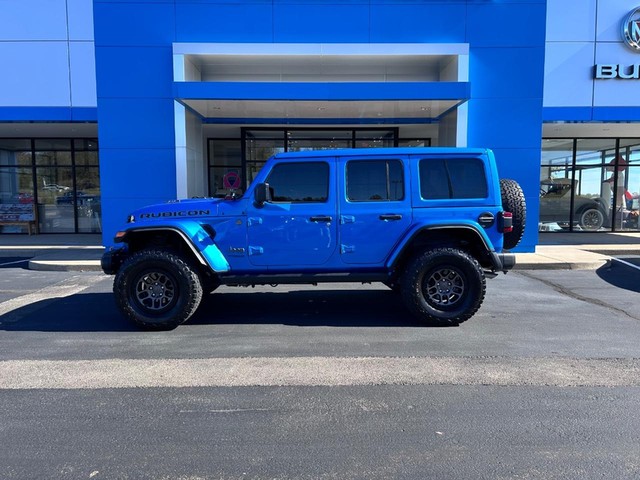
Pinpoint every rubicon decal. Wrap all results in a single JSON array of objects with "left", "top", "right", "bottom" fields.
[{"left": 139, "top": 210, "right": 211, "bottom": 219}]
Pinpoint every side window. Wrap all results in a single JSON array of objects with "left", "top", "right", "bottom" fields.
[
  {"left": 419, "top": 158, "right": 487, "bottom": 199},
  {"left": 346, "top": 160, "right": 404, "bottom": 201},
  {"left": 419, "top": 159, "right": 450, "bottom": 199},
  {"left": 449, "top": 158, "right": 488, "bottom": 198},
  {"left": 265, "top": 162, "right": 329, "bottom": 203}
]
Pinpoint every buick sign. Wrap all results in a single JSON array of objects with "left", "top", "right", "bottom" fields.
[
  {"left": 595, "top": 7, "right": 640, "bottom": 78},
  {"left": 623, "top": 7, "right": 640, "bottom": 50}
]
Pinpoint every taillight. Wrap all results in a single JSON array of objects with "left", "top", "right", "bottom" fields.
[{"left": 499, "top": 211, "right": 513, "bottom": 233}]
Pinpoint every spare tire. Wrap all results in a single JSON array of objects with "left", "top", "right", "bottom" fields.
[{"left": 500, "top": 178, "right": 526, "bottom": 250}]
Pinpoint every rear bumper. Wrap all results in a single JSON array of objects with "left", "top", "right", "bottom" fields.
[
  {"left": 101, "top": 248, "right": 128, "bottom": 275},
  {"left": 490, "top": 252, "right": 516, "bottom": 273}
]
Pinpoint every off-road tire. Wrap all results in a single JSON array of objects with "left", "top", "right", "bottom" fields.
[
  {"left": 500, "top": 178, "right": 526, "bottom": 250},
  {"left": 114, "top": 249, "right": 203, "bottom": 330},
  {"left": 400, "top": 248, "right": 486, "bottom": 326}
]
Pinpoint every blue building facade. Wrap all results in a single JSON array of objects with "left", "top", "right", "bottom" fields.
[
  {"left": 92, "top": 0, "right": 545, "bottom": 251},
  {"left": 1, "top": 1, "right": 639, "bottom": 248}
]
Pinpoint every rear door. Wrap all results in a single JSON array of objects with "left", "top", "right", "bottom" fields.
[{"left": 338, "top": 157, "right": 412, "bottom": 264}]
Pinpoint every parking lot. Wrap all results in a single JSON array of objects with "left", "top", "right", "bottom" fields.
[{"left": 0, "top": 257, "right": 639, "bottom": 478}]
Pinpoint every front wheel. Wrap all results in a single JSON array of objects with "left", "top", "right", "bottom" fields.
[
  {"left": 400, "top": 248, "right": 486, "bottom": 326},
  {"left": 114, "top": 249, "right": 203, "bottom": 330}
]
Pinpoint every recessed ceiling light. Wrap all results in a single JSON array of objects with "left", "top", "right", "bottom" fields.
[{"left": 317, "top": 107, "right": 327, "bottom": 111}]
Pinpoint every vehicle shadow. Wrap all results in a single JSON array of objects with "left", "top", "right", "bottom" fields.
[
  {"left": 0, "top": 288, "right": 429, "bottom": 332},
  {"left": 595, "top": 259, "right": 640, "bottom": 293}
]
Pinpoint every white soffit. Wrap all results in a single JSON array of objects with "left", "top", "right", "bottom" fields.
[
  {"left": 173, "top": 43, "right": 469, "bottom": 83},
  {"left": 182, "top": 99, "right": 459, "bottom": 120},
  {"left": 543, "top": 123, "right": 640, "bottom": 138}
]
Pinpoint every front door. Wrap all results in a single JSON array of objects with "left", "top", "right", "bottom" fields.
[{"left": 246, "top": 160, "right": 337, "bottom": 267}]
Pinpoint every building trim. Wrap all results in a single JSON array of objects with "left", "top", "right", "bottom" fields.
[
  {"left": 543, "top": 107, "right": 640, "bottom": 122},
  {"left": 0, "top": 107, "right": 98, "bottom": 122}
]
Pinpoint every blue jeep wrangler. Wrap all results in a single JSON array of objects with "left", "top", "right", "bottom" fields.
[{"left": 102, "top": 148, "right": 525, "bottom": 330}]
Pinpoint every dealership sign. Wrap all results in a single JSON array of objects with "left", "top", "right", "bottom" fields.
[
  {"left": 623, "top": 6, "right": 640, "bottom": 50},
  {"left": 595, "top": 7, "right": 640, "bottom": 79}
]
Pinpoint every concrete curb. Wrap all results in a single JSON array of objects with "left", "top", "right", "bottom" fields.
[
  {"left": 24, "top": 249, "right": 104, "bottom": 272},
  {"left": 28, "top": 259, "right": 102, "bottom": 272}
]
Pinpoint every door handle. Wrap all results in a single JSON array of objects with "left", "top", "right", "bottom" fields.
[
  {"left": 379, "top": 214, "right": 402, "bottom": 221},
  {"left": 310, "top": 216, "right": 333, "bottom": 222}
]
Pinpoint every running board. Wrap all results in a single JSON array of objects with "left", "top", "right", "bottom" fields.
[{"left": 220, "top": 272, "right": 389, "bottom": 286}]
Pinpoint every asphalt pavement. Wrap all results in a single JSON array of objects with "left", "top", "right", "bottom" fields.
[{"left": 1, "top": 242, "right": 640, "bottom": 478}]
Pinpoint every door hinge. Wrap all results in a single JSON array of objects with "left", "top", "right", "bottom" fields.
[
  {"left": 248, "top": 246, "right": 264, "bottom": 255},
  {"left": 341, "top": 244, "right": 355, "bottom": 254},
  {"left": 248, "top": 217, "right": 263, "bottom": 226},
  {"left": 340, "top": 215, "right": 355, "bottom": 224}
]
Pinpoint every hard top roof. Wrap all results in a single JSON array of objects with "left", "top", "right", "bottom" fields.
[{"left": 271, "top": 147, "right": 489, "bottom": 160}]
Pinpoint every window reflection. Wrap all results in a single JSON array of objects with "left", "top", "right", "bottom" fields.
[
  {"left": 0, "top": 138, "right": 100, "bottom": 234},
  {"left": 540, "top": 138, "right": 640, "bottom": 232}
]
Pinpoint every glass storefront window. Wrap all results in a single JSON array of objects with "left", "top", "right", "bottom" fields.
[
  {"left": 209, "top": 140, "right": 242, "bottom": 167},
  {"left": 75, "top": 167, "right": 102, "bottom": 233},
  {"left": 74, "top": 151, "right": 99, "bottom": 166},
  {"left": 540, "top": 138, "right": 640, "bottom": 232},
  {"left": 35, "top": 139, "right": 71, "bottom": 151},
  {"left": 245, "top": 139, "right": 285, "bottom": 162},
  {"left": 209, "top": 166, "right": 244, "bottom": 198},
  {"left": 0, "top": 167, "right": 35, "bottom": 234},
  {"left": 355, "top": 129, "right": 395, "bottom": 148},
  {"left": 35, "top": 151, "right": 72, "bottom": 166},
  {"left": 36, "top": 166, "right": 75, "bottom": 233},
  {"left": 398, "top": 139, "right": 430, "bottom": 147},
  {"left": 288, "top": 139, "right": 350, "bottom": 151},
  {"left": 288, "top": 130, "right": 352, "bottom": 140},
  {"left": 0, "top": 139, "right": 32, "bottom": 167},
  {"left": 210, "top": 129, "right": 428, "bottom": 197},
  {"left": 0, "top": 137, "right": 100, "bottom": 234},
  {"left": 539, "top": 139, "right": 575, "bottom": 231}
]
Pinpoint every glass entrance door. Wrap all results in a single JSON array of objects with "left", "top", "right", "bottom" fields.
[{"left": 208, "top": 128, "right": 431, "bottom": 197}]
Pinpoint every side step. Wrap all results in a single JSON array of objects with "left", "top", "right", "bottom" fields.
[{"left": 220, "top": 272, "right": 389, "bottom": 286}]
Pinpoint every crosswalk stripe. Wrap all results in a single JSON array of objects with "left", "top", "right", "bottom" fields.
[
  {"left": 1, "top": 356, "right": 639, "bottom": 389},
  {"left": 0, "top": 275, "right": 104, "bottom": 322}
]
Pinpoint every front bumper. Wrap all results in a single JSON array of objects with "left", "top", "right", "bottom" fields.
[
  {"left": 101, "top": 248, "right": 128, "bottom": 275},
  {"left": 490, "top": 252, "right": 516, "bottom": 273}
]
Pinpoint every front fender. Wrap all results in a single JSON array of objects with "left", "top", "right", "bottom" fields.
[{"left": 116, "top": 220, "right": 230, "bottom": 273}]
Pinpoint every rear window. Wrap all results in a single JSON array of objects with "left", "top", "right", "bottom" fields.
[{"left": 419, "top": 158, "right": 488, "bottom": 199}]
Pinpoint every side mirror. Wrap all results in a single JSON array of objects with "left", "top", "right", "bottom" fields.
[{"left": 254, "top": 182, "right": 271, "bottom": 206}]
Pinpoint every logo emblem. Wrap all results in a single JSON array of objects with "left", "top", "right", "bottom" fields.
[{"left": 623, "top": 7, "right": 640, "bottom": 50}]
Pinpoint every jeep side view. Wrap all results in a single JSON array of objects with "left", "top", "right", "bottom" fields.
[{"left": 102, "top": 148, "right": 526, "bottom": 330}]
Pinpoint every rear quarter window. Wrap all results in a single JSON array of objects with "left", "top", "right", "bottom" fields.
[{"left": 419, "top": 158, "right": 488, "bottom": 200}]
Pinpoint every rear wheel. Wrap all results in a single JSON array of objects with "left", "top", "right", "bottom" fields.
[
  {"left": 114, "top": 249, "right": 203, "bottom": 330},
  {"left": 400, "top": 248, "right": 486, "bottom": 326}
]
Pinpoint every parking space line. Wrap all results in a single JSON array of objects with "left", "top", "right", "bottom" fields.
[
  {"left": 612, "top": 257, "right": 640, "bottom": 272},
  {"left": 0, "top": 259, "right": 30, "bottom": 267},
  {"left": 0, "top": 275, "right": 104, "bottom": 321}
]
